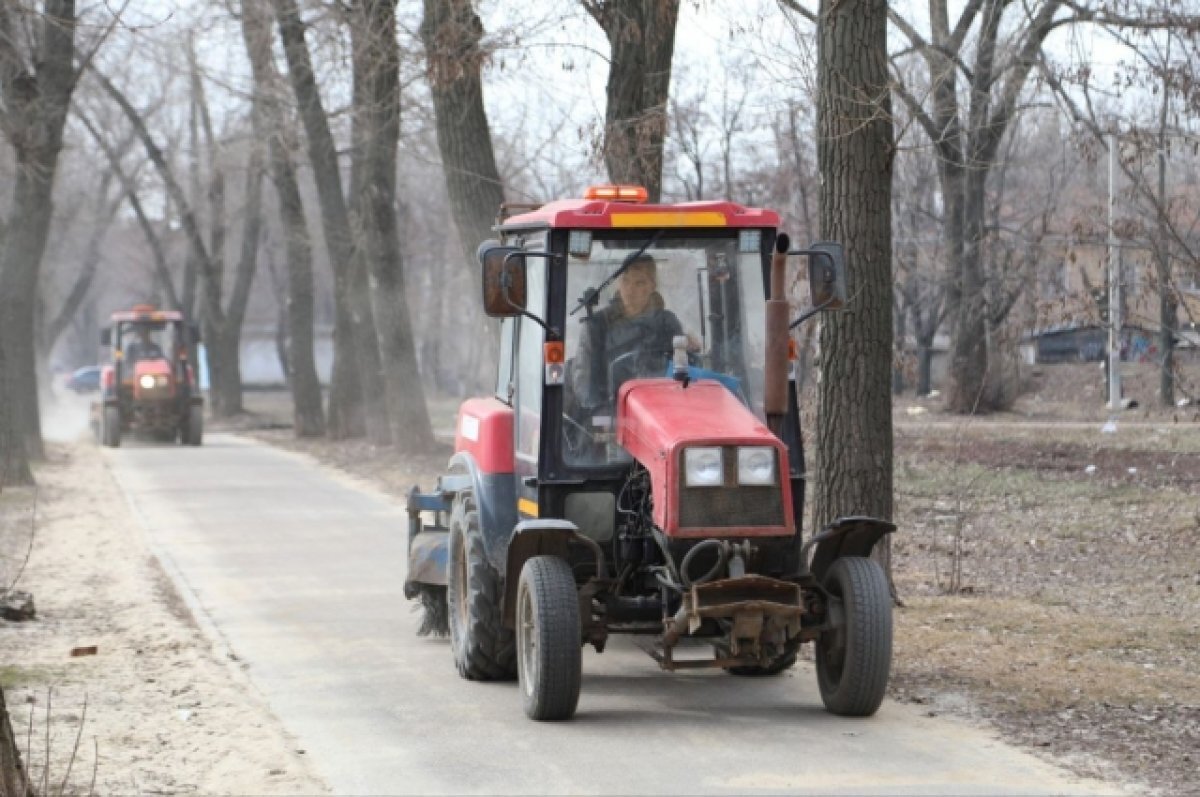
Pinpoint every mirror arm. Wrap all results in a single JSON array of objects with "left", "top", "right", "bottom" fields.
[
  {"left": 502, "top": 251, "right": 563, "bottom": 340},
  {"left": 789, "top": 295, "right": 837, "bottom": 331}
]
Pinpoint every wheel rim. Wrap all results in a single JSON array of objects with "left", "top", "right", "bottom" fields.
[{"left": 518, "top": 582, "right": 537, "bottom": 697}]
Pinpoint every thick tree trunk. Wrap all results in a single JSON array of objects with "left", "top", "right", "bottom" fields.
[
  {"left": 586, "top": 0, "right": 680, "bottom": 202},
  {"left": 351, "top": 0, "right": 434, "bottom": 451},
  {"left": 0, "top": 0, "right": 77, "bottom": 463},
  {"left": 946, "top": 168, "right": 989, "bottom": 412},
  {"left": 812, "top": 0, "right": 894, "bottom": 567},
  {"left": 419, "top": 0, "right": 503, "bottom": 391},
  {"left": 0, "top": 339, "right": 32, "bottom": 489},
  {"left": 240, "top": 0, "right": 325, "bottom": 436},
  {"left": 273, "top": 0, "right": 367, "bottom": 438},
  {"left": 0, "top": 686, "right": 34, "bottom": 797}
]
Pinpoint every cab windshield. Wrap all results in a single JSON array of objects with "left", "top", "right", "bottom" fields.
[{"left": 562, "top": 232, "right": 767, "bottom": 467}]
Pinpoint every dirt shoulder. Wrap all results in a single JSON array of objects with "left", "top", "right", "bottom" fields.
[{"left": 0, "top": 441, "right": 326, "bottom": 795}]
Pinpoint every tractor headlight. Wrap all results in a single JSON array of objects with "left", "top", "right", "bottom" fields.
[
  {"left": 684, "top": 447, "right": 724, "bottom": 487},
  {"left": 139, "top": 375, "right": 156, "bottom": 389},
  {"left": 737, "top": 446, "right": 777, "bottom": 486}
]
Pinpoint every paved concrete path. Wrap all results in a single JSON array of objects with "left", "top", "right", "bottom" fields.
[{"left": 106, "top": 433, "right": 1124, "bottom": 795}]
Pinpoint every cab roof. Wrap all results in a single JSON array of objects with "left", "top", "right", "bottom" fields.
[
  {"left": 500, "top": 198, "right": 781, "bottom": 232},
  {"left": 110, "top": 309, "right": 184, "bottom": 323}
]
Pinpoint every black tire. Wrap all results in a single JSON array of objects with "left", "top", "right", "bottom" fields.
[
  {"left": 102, "top": 406, "right": 121, "bottom": 448},
  {"left": 517, "top": 555, "right": 581, "bottom": 721},
  {"left": 186, "top": 408, "right": 203, "bottom": 446},
  {"left": 815, "top": 556, "right": 892, "bottom": 717},
  {"left": 446, "top": 493, "right": 516, "bottom": 680},
  {"left": 725, "top": 651, "right": 797, "bottom": 677}
]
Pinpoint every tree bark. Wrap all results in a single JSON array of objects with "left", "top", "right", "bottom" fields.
[
  {"left": 350, "top": 0, "right": 435, "bottom": 451},
  {"left": 0, "top": 0, "right": 78, "bottom": 463},
  {"left": 584, "top": 0, "right": 680, "bottom": 202},
  {"left": 418, "top": 0, "right": 504, "bottom": 390},
  {"left": 273, "top": 0, "right": 369, "bottom": 438},
  {"left": 812, "top": 0, "right": 895, "bottom": 567},
  {"left": 0, "top": 685, "right": 34, "bottom": 797},
  {"left": 241, "top": 0, "right": 325, "bottom": 437}
]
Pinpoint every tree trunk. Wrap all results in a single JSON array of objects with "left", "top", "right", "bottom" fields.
[
  {"left": 351, "top": 0, "right": 435, "bottom": 451},
  {"left": 0, "top": 0, "right": 77, "bottom": 463},
  {"left": 585, "top": 0, "right": 680, "bottom": 202},
  {"left": 1156, "top": 86, "right": 1175, "bottom": 407},
  {"left": 0, "top": 686, "right": 34, "bottom": 797},
  {"left": 419, "top": 0, "right": 504, "bottom": 391},
  {"left": 812, "top": 0, "right": 895, "bottom": 569},
  {"left": 0, "top": 339, "right": 32, "bottom": 489},
  {"left": 946, "top": 167, "right": 989, "bottom": 412},
  {"left": 273, "top": 0, "right": 367, "bottom": 438},
  {"left": 241, "top": 0, "right": 325, "bottom": 436},
  {"left": 917, "top": 342, "right": 934, "bottom": 396}
]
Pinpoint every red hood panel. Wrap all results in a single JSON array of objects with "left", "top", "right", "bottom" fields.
[
  {"left": 616, "top": 379, "right": 793, "bottom": 536},
  {"left": 133, "top": 359, "right": 171, "bottom": 376}
]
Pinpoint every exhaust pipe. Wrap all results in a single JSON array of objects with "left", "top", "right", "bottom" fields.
[{"left": 764, "top": 233, "right": 790, "bottom": 434}]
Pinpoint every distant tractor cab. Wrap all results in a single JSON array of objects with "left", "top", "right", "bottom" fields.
[
  {"left": 96, "top": 305, "right": 204, "bottom": 447},
  {"left": 405, "top": 186, "right": 896, "bottom": 721}
]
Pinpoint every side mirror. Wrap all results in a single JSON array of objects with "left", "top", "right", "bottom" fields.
[
  {"left": 190, "top": 322, "right": 202, "bottom": 344},
  {"left": 100, "top": 327, "right": 111, "bottom": 346},
  {"left": 806, "top": 242, "right": 847, "bottom": 311},
  {"left": 479, "top": 241, "right": 527, "bottom": 317}
]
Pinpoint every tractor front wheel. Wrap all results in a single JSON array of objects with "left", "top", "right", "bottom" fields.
[
  {"left": 102, "top": 406, "right": 121, "bottom": 448},
  {"left": 815, "top": 556, "right": 892, "bottom": 716},
  {"left": 517, "top": 555, "right": 581, "bottom": 721},
  {"left": 447, "top": 493, "right": 516, "bottom": 681}
]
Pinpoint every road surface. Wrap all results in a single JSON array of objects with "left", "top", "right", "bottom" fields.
[{"left": 105, "top": 433, "right": 1123, "bottom": 795}]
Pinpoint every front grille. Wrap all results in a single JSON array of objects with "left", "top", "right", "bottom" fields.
[{"left": 678, "top": 446, "right": 785, "bottom": 528}]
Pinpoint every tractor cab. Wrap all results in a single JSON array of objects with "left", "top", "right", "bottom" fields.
[
  {"left": 96, "top": 305, "right": 204, "bottom": 447},
  {"left": 405, "top": 187, "right": 895, "bottom": 721}
]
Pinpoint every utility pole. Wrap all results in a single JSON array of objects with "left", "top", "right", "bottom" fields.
[{"left": 1107, "top": 132, "right": 1122, "bottom": 411}]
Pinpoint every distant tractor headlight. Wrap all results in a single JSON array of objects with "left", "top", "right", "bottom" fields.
[
  {"left": 138, "top": 374, "right": 156, "bottom": 390},
  {"left": 684, "top": 447, "right": 724, "bottom": 487},
  {"left": 737, "top": 446, "right": 777, "bottom": 486}
]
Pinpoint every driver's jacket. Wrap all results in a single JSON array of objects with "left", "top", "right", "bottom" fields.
[{"left": 570, "top": 293, "right": 683, "bottom": 409}]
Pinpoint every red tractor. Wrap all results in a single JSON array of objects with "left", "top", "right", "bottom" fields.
[
  {"left": 405, "top": 186, "right": 894, "bottom": 720},
  {"left": 96, "top": 305, "right": 204, "bottom": 447}
]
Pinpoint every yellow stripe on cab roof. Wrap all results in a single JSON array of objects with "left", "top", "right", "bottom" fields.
[{"left": 610, "top": 211, "right": 727, "bottom": 228}]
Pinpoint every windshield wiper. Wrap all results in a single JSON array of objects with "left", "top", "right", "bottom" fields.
[{"left": 570, "top": 230, "right": 664, "bottom": 317}]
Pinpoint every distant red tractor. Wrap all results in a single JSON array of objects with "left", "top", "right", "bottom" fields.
[
  {"left": 405, "top": 186, "right": 895, "bottom": 721},
  {"left": 95, "top": 305, "right": 204, "bottom": 447}
]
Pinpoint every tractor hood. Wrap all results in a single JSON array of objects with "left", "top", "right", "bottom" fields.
[{"left": 616, "top": 379, "right": 794, "bottom": 538}]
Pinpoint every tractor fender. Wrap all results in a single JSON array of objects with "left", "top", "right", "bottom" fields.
[
  {"left": 446, "top": 451, "right": 517, "bottom": 571},
  {"left": 501, "top": 519, "right": 577, "bottom": 628},
  {"left": 805, "top": 515, "right": 897, "bottom": 582}
]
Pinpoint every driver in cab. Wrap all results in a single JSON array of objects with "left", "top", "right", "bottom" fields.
[
  {"left": 124, "top": 326, "right": 165, "bottom": 364},
  {"left": 571, "top": 254, "right": 683, "bottom": 409}
]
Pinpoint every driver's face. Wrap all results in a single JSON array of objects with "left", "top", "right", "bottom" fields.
[{"left": 618, "top": 269, "right": 655, "bottom": 317}]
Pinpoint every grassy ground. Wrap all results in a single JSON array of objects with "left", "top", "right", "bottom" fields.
[{"left": 231, "top": 364, "right": 1199, "bottom": 794}]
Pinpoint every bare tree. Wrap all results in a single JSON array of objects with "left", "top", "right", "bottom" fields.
[
  {"left": 583, "top": 0, "right": 680, "bottom": 201},
  {"left": 809, "top": 0, "right": 895, "bottom": 570},
  {"left": 273, "top": 0, "right": 374, "bottom": 439},
  {"left": 240, "top": 0, "right": 325, "bottom": 436},
  {"left": 0, "top": 0, "right": 78, "bottom": 468},
  {"left": 348, "top": 0, "right": 434, "bottom": 451}
]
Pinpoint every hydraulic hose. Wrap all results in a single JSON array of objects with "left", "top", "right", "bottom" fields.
[{"left": 680, "top": 539, "right": 728, "bottom": 588}]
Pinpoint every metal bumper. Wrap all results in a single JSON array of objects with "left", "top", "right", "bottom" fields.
[{"left": 656, "top": 574, "right": 804, "bottom": 671}]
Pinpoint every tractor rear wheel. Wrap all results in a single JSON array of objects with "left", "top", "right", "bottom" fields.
[
  {"left": 102, "top": 407, "right": 121, "bottom": 448},
  {"left": 517, "top": 555, "right": 581, "bottom": 721},
  {"left": 446, "top": 493, "right": 516, "bottom": 681},
  {"left": 185, "top": 408, "right": 203, "bottom": 446},
  {"left": 815, "top": 556, "right": 892, "bottom": 717}
]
